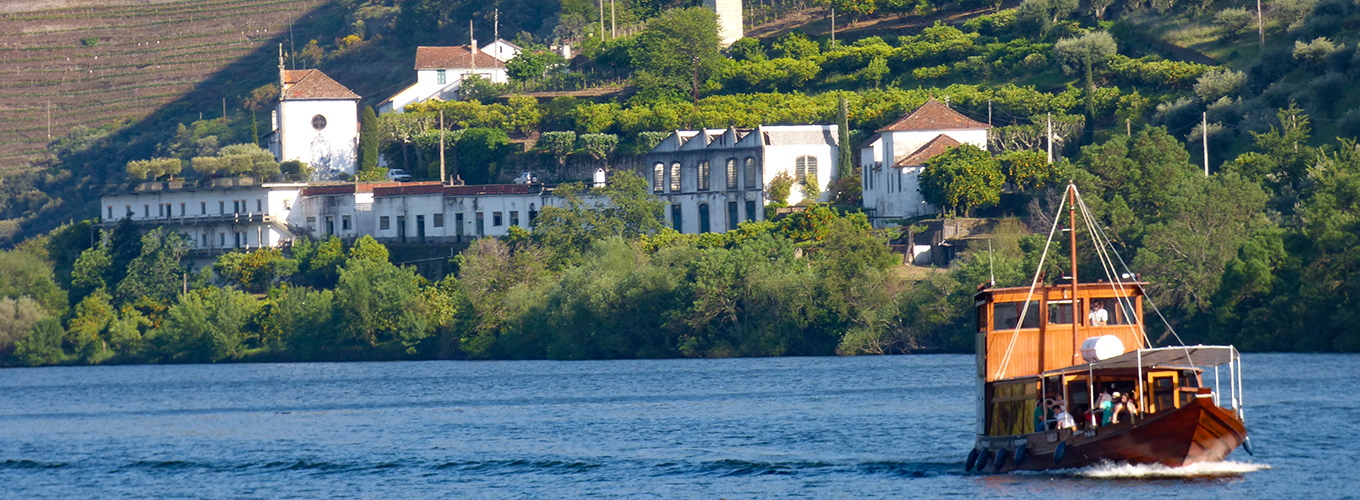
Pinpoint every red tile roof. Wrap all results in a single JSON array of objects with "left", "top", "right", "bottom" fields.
[
  {"left": 301, "top": 182, "right": 410, "bottom": 196},
  {"left": 442, "top": 184, "right": 543, "bottom": 196},
  {"left": 414, "top": 46, "right": 506, "bottom": 70},
  {"left": 877, "top": 99, "right": 989, "bottom": 133},
  {"left": 281, "top": 70, "right": 360, "bottom": 101},
  {"left": 894, "top": 134, "right": 961, "bottom": 167}
]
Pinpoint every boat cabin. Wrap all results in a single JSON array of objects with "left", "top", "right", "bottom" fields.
[{"left": 974, "top": 281, "right": 1207, "bottom": 436}]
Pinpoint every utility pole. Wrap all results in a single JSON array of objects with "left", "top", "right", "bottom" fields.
[
  {"left": 611, "top": 0, "right": 616, "bottom": 39},
  {"left": 1203, "top": 111, "right": 1209, "bottom": 176},
  {"left": 599, "top": 0, "right": 605, "bottom": 39},
  {"left": 1257, "top": 0, "right": 1264, "bottom": 49},
  {"left": 987, "top": 99, "right": 992, "bottom": 126},
  {"left": 494, "top": 8, "right": 499, "bottom": 42},
  {"left": 47, "top": 100, "right": 51, "bottom": 140},
  {"left": 1046, "top": 113, "right": 1054, "bottom": 163},
  {"left": 440, "top": 109, "right": 447, "bottom": 183},
  {"left": 222, "top": 98, "right": 226, "bottom": 119},
  {"left": 1126, "top": 117, "right": 1131, "bottom": 136}
]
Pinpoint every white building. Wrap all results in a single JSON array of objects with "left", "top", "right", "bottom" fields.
[
  {"left": 860, "top": 99, "right": 990, "bottom": 226},
  {"left": 704, "top": 0, "right": 743, "bottom": 47},
  {"left": 288, "top": 182, "right": 557, "bottom": 244},
  {"left": 377, "top": 45, "right": 508, "bottom": 114},
  {"left": 267, "top": 68, "right": 360, "bottom": 181},
  {"left": 99, "top": 179, "right": 308, "bottom": 266},
  {"left": 481, "top": 39, "right": 523, "bottom": 63},
  {"left": 644, "top": 125, "right": 839, "bottom": 234}
]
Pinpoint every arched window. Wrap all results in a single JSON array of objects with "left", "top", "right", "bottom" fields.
[
  {"left": 795, "top": 156, "right": 817, "bottom": 184},
  {"left": 698, "top": 161, "right": 711, "bottom": 191},
  {"left": 653, "top": 163, "right": 665, "bottom": 192},
  {"left": 744, "top": 157, "right": 758, "bottom": 189},
  {"left": 698, "top": 203, "right": 711, "bottom": 233},
  {"left": 725, "top": 158, "right": 737, "bottom": 190},
  {"left": 669, "top": 162, "right": 681, "bottom": 192}
]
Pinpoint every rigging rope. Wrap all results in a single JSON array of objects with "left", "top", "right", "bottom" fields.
[{"left": 993, "top": 188, "right": 1066, "bottom": 381}]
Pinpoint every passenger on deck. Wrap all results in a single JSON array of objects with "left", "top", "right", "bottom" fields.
[
  {"left": 1111, "top": 392, "right": 1139, "bottom": 423},
  {"left": 1088, "top": 302, "right": 1108, "bottom": 326},
  {"left": 1054, "top": 406, "right": 1076, "bottom": 430},
  {"left": 1097, "top": 389, "right": 1114, "bottom": 426},
  {"left": 1034, "top": 398, "right": 1053, "bottom": 431}
]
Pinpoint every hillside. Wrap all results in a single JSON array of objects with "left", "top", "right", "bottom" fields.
[{"left": 0, "top": 0, "right": 361, "bottom": 170}]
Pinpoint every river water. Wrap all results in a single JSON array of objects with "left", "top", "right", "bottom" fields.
[{"left": 1, "top": 354, "right": 1354, "bottom": 499}]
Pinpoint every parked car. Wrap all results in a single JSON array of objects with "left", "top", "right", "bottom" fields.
[
  {"left": 513, "top": 171, "right": 538, "bottom": 184},
  {"left": 386, "top": 169, "right": 411, "bottom": 182}
]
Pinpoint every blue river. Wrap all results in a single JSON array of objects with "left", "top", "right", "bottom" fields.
[{"left": 1, "top": 353, "right": 1354, "bottom": 499}]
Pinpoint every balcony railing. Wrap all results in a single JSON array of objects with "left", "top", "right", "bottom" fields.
[{"left": 100, "top": 212, "right": 275, "bottom": 228}]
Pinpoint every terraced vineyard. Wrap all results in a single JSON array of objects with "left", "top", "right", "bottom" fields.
[{"left": 0, "top": 0, "right": 332, "bottom": 170}]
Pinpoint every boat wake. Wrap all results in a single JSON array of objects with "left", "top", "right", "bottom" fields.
[{"left": 1067, "top": 460, "right": 1269, "bottom": 478}]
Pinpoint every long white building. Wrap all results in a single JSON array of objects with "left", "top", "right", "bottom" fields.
[
  {"left": 859, "top": 99, "right": 990, "bottom": 226},
  {"left": 644, "top": 125, "right": 839, "bottom": 234}
]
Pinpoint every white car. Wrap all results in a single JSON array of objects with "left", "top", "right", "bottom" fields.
[
  {"left": 514, "top": 171, "right": 538, "bottom": 184},
  {"left": 386, "top": 169, "right": 411, "bottom": 182}
]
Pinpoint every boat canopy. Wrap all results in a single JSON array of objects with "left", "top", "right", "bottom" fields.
[{"left": 1039, "top": 345, "right": 1239, "bottom": 377}]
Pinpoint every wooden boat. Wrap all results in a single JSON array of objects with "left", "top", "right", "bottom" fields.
[{"left": 965, "top": 184, "right": 1250, "bottom": 473}]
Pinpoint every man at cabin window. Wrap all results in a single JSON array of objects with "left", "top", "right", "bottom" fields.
[{"left": 1088, "top": 302, "right": 1108, "bottom": 326}]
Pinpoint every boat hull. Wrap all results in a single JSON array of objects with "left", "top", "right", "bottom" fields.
[{"left": 972, "top": 396, "right": 1246, "bottom": 472}]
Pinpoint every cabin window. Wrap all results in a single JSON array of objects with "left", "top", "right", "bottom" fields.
[
  {"left": 987, "top": 383, "right": 1036, "bottom": 436},
  {"left": 1090, "top": 297, "right": 1138, "bottom": 325},
  {"left": 1047, "top": 300, "right": 1082, "bottom": 325},
  {"left": 1152, "top": 376, "right": 1176, "bottom": 413},
  {"left": 977, "top": 305, "right": 988, "bottom": 332},
  {"left": 992, "top": 301, "right": 1040, "bottom": 330}
]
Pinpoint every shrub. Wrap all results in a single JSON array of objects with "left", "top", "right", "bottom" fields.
[
  {"left": 1215, "top": 8, "right": 1253, "bottom": 37},
  {"left": 1194, "top": 68, "right": 1247, "bottom": 102},
  {"left": 1293, "top": 37, "right": 1339, "bottom": 67},
  {"left": 1054, "top": 31, "right": 1117, "bottom": 75}
]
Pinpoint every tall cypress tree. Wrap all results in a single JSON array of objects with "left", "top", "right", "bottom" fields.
[
  {"left": 359, "top": 106, "right": 380, "bottom": 174},
  {"left": 838, "top": 93, "right": 852, "bottom": 178}
]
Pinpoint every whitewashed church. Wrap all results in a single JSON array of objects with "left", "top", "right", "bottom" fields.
[{"left": 266, "top": 55, "right": 360, "bottom": 180}]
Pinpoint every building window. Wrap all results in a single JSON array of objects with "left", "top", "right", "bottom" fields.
[
  {"left": 325, "top": 216, "right": 335, "bottom": 235},
  {"left": 306, "top": 216, "right": 317, "bottom": 232},
  {"left": 157, "top": 204, "right": 164, "bottom": 217},
  {"left": 432, "top": 213, "right": 444, "bottom": 228},
  {"left": 529, "top": 203, "right": 538, "bottom": 222},
  {"left": 669, "top": 162, "right": 681, "bottom": 192},
  {"left": 379, "top": 216, "right": 390, "bottom": 230},
  {"left": 698, "top": 203, "right": 710, "bottom": 233},
  {"left": 180, "top": 203, "right": 186, "bottom": 217},
  {"left": 219, "top": 233, "right": 225, "bottom": 246},
  {"left": 125, "top": 205, "right": 132, "bottom": 217},
  {"left": 144, "top": 205, "right": 149, "bottom": 218},
  {"left": 745, "top": 157, "right": 758, "bottom": 189},
  {"left": 201, "top": 202, "right": 207, "bottom": 215},
  {"left": 311, "top": 114, "right": 327, "bottom": 131},
  {"left": 492, "top": 211, "right": 503, "bottom": 226},
  {"left": 510, "top": 211, "right": 519, "bottom": 227},
  {"left": 256, "top": 199, "right": 262, "bottom": 211},
  {"left": 795, "top": 156, "right": 817, "bottom": 184},
  {"left": 283, "top": 199, "right": 292, "bottom": 210},
  {"left": 437, "top": 69, "right": 446, "bottom": 84},
  {"left": 671, "top": 204, "right": 683, "bottom": 232},
  {"left": 475, "top": 212, "right": 484, "bottom": 236},
  {"left": 653, "top": 163, "right": 664, "bottom": 192},
  {"left": 746, "top": 200, "right": 757, "bottom": 222},
  {"left": 698, "top": 161, "right": 710, "bottom": 191},
  {"left": 728, "top": 201, "right": 739, "bottom": 230},
  {"left": 726, "top": 158, "right": 737, "bottom": 190},
  {"left": 455, "top": 213, "right": 465, "bottom": 237},
  {"left": 219, "top": 201, "right": 225, "bottom": 214},
  {"left": 343, "top": 215, "right": 352, "bottom": 230},
  {"left": 107, "top": 206, "right": 113, "bottom": 219},
  {"left": 201, "top": 233, "right": 208, "bottom": 247}
]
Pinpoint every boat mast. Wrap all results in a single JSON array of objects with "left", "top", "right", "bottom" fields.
[{"left": 1069, "top": 184, "right": 1080, "bottom": 362}]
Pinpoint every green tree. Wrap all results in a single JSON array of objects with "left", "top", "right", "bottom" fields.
[
  {"left": 0, "top": 249, "right": 67, "bottom": 314},
  {"left": 14, "top": 317, "right": 64, "bottom": 366},
  {"left": 335, "top": 259, "right": 431, "bottom": 351},
  {"left": 580, "top": 133, "right": 619, "bottom": 169},
  {"left": 532, "top": 171, "right": 665, "bottom": 267},
  {"left": 347, "top": 235, "right": 390, "bottom": 264},
  {"left": 263, "top": 286, "right": 337, "bottom": 357},
  {"left": 359, "top": 106, "right": 381, "bottom": 176},
  {"left": 115, "top": 229, "right": 191, "bottom": 307},
  {"left": 0, "top": 296, "right": 46, "bottom": 359},
  {"left": 630, "top": 7, "right": 722, "bottom": 102},
  {"left": 456, "top": 128, "right": 512, "bottom": 184},
  {"left": 920, "top": 145, "right": 1005, "bottom": 216},
  {"left": 155, "top": 286, "right": 258, "bottom": 363},
  {"left": 540, "top": 131, "right": 577, "bottom": 169},
  {"left": 1000, "top": 150, "right": 1056, "bottom": 191}
]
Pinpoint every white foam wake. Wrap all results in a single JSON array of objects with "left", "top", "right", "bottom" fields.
[{"left": 1073, "top": 460, "right": 1270, "bottom": 478}]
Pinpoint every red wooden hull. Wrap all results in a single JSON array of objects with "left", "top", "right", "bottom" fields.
[{"left": 973, "top": 396, "right": 1246, "bottom": 472}]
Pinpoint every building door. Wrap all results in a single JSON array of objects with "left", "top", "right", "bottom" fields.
[
  {"left": 416, "top": 215, "right": 426, "bottom": 243},
  {"left": 456, "top": 213, "right": 465, "bottom": 241},
  {"left": 698, "top": 204, "right": 710, "bottom": 233},
  {"left": 397, "top": 215, "right": 407, "bottom": 243},
  {"left": 325, "top": 216, "right": 334, "bottom": 236},
  {"left": 728, "top": 201, "right": 739, "bottom": 230},
  {"left": 671, "top": 204, "right": 683, "bottom": 233},
  {"left": 746, "top": 200, "right": 757, "bottom": 221}
]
